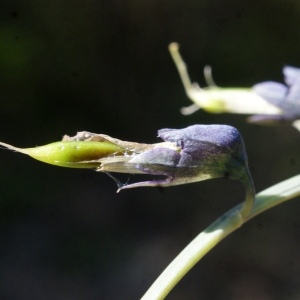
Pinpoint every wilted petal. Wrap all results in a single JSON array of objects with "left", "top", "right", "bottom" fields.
[
  {"left": 63, "top": 131, "right": 156, "bottom": 153},
  {"left": 98, "top": 157, "right": 146, "bottom": 174},
  {"left": 129, "top": 148, "right": 180, "bottom": 168}
]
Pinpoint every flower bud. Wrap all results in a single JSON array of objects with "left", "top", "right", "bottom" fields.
[
  {"left": 169, "top": 42, "right": 282, "bottom": 117},
  {"left": 0, "top": 140, "right": 125, "bottom": 168},
  {"left": 114, "top": 124, "right": 249, "bottom": 191},
  {"left": 0, "top": 126, "right": 253, "bottom": 199}
]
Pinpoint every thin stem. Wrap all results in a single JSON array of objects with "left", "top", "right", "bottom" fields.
[
  {"left": 141, "top": 210, "right": 243, "bottom": 300},
  {"left": 168, "top": 43, "right": 283, "bottom": 116},
  {"left": 238, "top": 167, "right": 255, "bottom": 220},
  {"left": 169, "top": 43, "right": 194, "bottom": 93},
  {"left": 141, "top": 174, "right": 300, "bottom": 300}
]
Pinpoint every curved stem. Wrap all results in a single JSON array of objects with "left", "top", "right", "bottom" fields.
[
  {"left": 238, "top": 167, "right": 255, "bottom": 220},
  {"left": 141, "top": 209, "right": 243, "bottom": 300},
  {"left": 141, "top": 174, "right": 300, "bottom": 300}
]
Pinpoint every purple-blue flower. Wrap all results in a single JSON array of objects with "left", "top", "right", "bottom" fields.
[
  {"left": 249, "top": 66, "right": 300, "bottom": 124},
  {"left": 97, "top": 125, "right": 252, "bottom": 193},
  {"left": 0, "top": 125, "right": 254, "bottom": 198},
  {"left": 0, "top": 125, "right": 255, "bottom": 217}
]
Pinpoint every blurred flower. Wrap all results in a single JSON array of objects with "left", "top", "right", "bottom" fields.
[
  {"left": 169, "top": 42, "right": 282, "bottom": 116},
  {"left": 169, "top": 43, "right": 300, "bottom": 131},
  {"left": 0, "top": 126, "right": 253, "bottom": 194},
  {"left": 249, "top": 66, "right": 300, "bottom": 130}
]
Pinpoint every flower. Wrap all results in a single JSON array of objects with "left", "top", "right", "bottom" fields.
[
  {"left": 0, "top": 125, "right": 252, "bottom": 192},
  {"left": 168, "top": 43, "right": 300, "bottom": 131},
  {"left": 114, "top": 124, "right": 250, "bottom": 191},
  {"left": 169, "top": 43, "right": 282, "bottom": 116},
  {"left": 248, "top": 65, "right": 300, "bottom": 129},
  {"left": 1, "top": 125, "right": 255, "bottom": 217}
]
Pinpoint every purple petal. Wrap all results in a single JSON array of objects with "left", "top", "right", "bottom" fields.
[
  {"left": 129, "top": 148, "right": 180, "bottom": 177},
  {"left": 286, "top": 76, "right": 300, "bottom": 109},
  {"left": 252, "top": 81, "right": 288, "bottom": 109},
  {"left": 117, "top": 177, "right": 174, "bottom": 192},
  {"left": 247, "top": 114, "right": 291, "bottom": 124},
  {"left": 159, "top": 124, "right": 241, "bottom": 153},
  {"left": 129, "top": 148, "right": 180, "bottom": 167},
  {"left": 115, "top": 125, "right": 250, "bottom": 191},
  {"left": 283, "top": 65, "right": 300, "bottom": 86},
  {"left": 159, "top": 125, "right": 246, "bottom": 168},
  {"left": 118, "top": 149, "right": 180, "bottom": 191}
]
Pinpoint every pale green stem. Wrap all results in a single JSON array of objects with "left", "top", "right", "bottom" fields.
[
  {"left": 141, "top": 174, "right": 300, "bottom": 300},
  {"left": 169, "top": 42, "right": 194, "bottom": 93},
  {"left": 238, "top": 167, "right": 255, "bottom": 220}
]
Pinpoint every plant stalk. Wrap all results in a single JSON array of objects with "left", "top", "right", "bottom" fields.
[{"left": 141, "top": 174, "right": 300, "bottom": 300}]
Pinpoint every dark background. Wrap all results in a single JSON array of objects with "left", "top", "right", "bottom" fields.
[{"left": 1, "top": 1, "right": 300, "bottom": 299}]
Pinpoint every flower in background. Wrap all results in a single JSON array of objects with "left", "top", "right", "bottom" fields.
[
  {"left": 249, "top": 65, "right": 300, "bottom": 130},
  {"left": 169, "top": 42, "right": 282, "bottom": 117},
  {"left": 169, "top": 43, "right": 300, "bottom": 131}
]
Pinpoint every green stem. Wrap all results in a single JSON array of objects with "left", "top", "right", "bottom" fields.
[
  {"left": 169, "top": 43, "right": 194, "bottom": 93},
  {"left": 141, "top": 174, "right": 300, "bottom": 300},
  {"left": 238, "top": 167, "right": 255, "bottom": 220}
]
